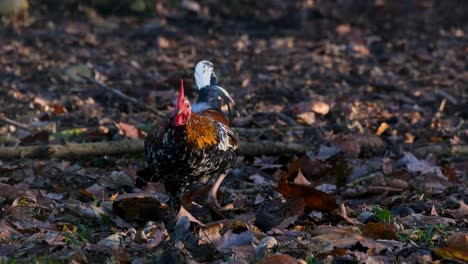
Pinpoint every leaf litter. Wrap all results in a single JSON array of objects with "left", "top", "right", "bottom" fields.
[{"left": 0, "top": 1, "right": 467, "bottom": 263}]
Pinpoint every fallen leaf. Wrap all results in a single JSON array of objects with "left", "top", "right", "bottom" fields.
[
  {"left": 330, "top": 134, "right": 385, "bottom": 158},
  {"left": 64, "top": 64, "right": 93, "bottom": 82},
  {"left": 311, "top": 225, "right": 364, "bottom": 249},
  {"left": 112, "top": 193, "right": 169, "bottom": 222},
  {"left": 397, "top": 152, "right": 444, "bottom": 178},
  {"left": 175, "top": 206, "right": 205, "bottom": 226},
  {"left": 198, "top": 223, "right": 223, "bottom": 245},
  {"left": 258, "top": 254, "right": 297, "bottom": 264},
  {"left": 109, "top": 192, "right": 119, "bottom": 203},
  {"left": 412, "top": 214, "right": 456, "bottom": 226},
  {"left": 293, "top": 169, "right": 311, "bottom": 186},
  {"left": 361, "top": 222, "right": 397, "bottom": 240},
  {"left": 0, "top": 219, "right": 22, "bottom": 242},
  {"left": 19, "top": 131, "right": 49, "bottom": 146},
  {"left": 215, "top": 229, "right": 254, "bottom": 252},
  {"left": 156, "top": 36, "right": 170, "bottom": 49},
  {"left": 312, "top": 101, "right": 330, "bottom": 115},
  {"left": 441, "top": 162, "right": 461, "bottom": 183},
  {"left": 376, "top": 122, "right": 390, "bottom": 136},
  {"left": 53, "top": 105, "right": 68, "bottom": 115},
  {"left": 435, "top": 233, "right": 468, "bottom": 262},
  {"left": 317, "top": 145, "right": 342, "bottom": 161},
  {"left": 445, "top": 201, "right": 468, "bottom": 220},
  {"left": 297, "top": 111, "right": 316, "bottom": 125},
  {"left": 116, "top": 122, "right": 146, "bottom": 139},
  {"left": 276, "top": 177, "right": 337, "bottom": 214}
]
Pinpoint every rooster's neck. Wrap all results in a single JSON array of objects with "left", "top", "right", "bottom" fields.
[{"left": 184, "top": 114, "right": 218, "bottom": 149}]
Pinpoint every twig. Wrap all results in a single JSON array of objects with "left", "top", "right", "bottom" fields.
[
  {"left": 276, "top": 112, "right": 300, "bottom": 127},
  {"left": 83, "top": 76, "right": 165, "bottom": 117},
  {"left": 0, "top": 114, "right": 35, "bottom": 132},
  {"left": 0, "top": 140, "right": 313, "bottom": 159},
  {"left": 52, "top": 125, "right": 309, "bottom": 138}
]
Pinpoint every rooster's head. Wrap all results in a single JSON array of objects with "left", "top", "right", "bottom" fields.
[{"left": 174, "top": 79, "right": 191, "bottom": 126}]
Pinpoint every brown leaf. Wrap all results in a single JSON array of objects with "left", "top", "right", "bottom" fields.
[
  {"left": 287, "top": 155, "right": 323, "bottom": 181},
  {"left": 361, "top": 222, "right": 397, "bottom": 240},
  {"left": 176, "top": 206, "right": 205, "bottom": 226},
  {"left": 435, "top": 233, "right": 468, "bottom": 262},
  {"left": 412, "top": 214, "right": 456, "bottom": 226},
  {"left": 312, "top": 101, "right": 330, "bottom": 115},
  {"left": 0, "top": 219, "right": 22, "bottom": 242},
  {"left": 198, "top": 223, "right": 223, "bottom": 245},
  {"left": 258, "top": 254, "right": 297, "bottom": 264},
  {"left": 293, "top": 168, "right": 311, "bottom": 186},
  {"left": 157, "top": 36, "right": 171, "bottom": 48},
  {"left": 445, "top": 201, "right": 468, "bottom": 220},
  {"left": 109, "top": 192, "right": 119, "bottom": 203},
  {"left": 441, "top": 162, "right": 461, "bottom": 183},
  {"left": 19, "top": 131, "right": 49, "bottom": 146},
  {"left": 53, "top": 105, "right": 68, "bottom": 115},
  {"left": 376, "top": 122, "right": 390, "bottom": 136},
  {"left": 276, "top": 177, "right": 337, "bottom": 214},
  {"left": 112, "top": 193, "right": 169, "bottom": 222},
  {"left": 297, "top": 112, "right": 315, "bottom": 125},
  {"left": 116, "top": 122, "right": 146, "bottom": 139},
  {"left": 331, "top": 134, "right": 386, "bottom": 158},
  {"left": 311, "top": 225, "right": 364, "bottom": 249}
]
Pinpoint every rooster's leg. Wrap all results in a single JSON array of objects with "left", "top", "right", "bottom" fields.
[
  {"left": 207, "top": 172, "right": 228, "bottom": 211},
  {"left": 180, "top": 183, "right": 212, "bottom": 207}
]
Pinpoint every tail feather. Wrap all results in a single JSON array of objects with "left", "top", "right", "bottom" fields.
[
  {"left": 195, "top": 60, "right": 216, "bottom": 89},
  {"left": 194, "top": 60, "right": 236, "bottom": 123}
]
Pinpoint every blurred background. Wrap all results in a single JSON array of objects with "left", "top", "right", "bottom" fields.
[{"left": 0, "top": 0, "right": 466, "bottom": 144}]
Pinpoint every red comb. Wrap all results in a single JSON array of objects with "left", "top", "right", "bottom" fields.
[{"left": 178, "top": 79, "right": 185, "bottom": 106}]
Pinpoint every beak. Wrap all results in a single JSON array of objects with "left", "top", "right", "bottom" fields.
[{"left": 177, "top": 109, "right": 183, "bottom": 115}]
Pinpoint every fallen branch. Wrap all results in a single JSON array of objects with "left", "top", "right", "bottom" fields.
[
  {"left": 52, "top": 126, "right": 310, "bottom": 139},
  {"left": 0, "top": 140, "right": 312, "bottom": 159},
  {"left": 0, "top": 140, "right": 466, "bottom": 160},
  {"left": 0, "top": 114, "right": 35, "bottom": 132}
]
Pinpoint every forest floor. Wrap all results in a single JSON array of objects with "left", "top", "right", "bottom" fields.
[{"left": 0, "top": 1, "right": 467, "bottom": 263}]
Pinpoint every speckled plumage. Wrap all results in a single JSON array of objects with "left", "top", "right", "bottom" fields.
[
  {"left": 144, "top": 69, "right": 237, "bottom": 195},
  {"left": 144, "top": 110, "right": 237, "bottom": 194}
]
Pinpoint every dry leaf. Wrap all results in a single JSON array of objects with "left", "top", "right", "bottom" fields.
[
  {"left": 157, "top": 36, "right": 171, "bottom": 48},
  {"left": 376, "top": 122, "right": 390, "bottom": 136},
  {"left": 312, "top": 101, "right": 330, "bottom": 115},
  {"left": 116, "top": 122, "right": 146, "bottom": 139},
  {"left": 435, "top": 233, "right": 468, "bottom": 262},
  {"left": 441, "top": 162, "right": 461, "bottom": 183},
  {"left": 445, "top": 201, "right": 468, "bottom": 220},
  {"left": 293, "top": 168, "right": 312, "bottom": 186},
  {"left": 109, "top": 192, "right": 119, "bottom": 202},
  {"left": 311, "top": 225, "right": 364, "bottom": 249},
  {"left": 276, "top": 177, "right": 337, "bottom": 214},
  {"left": 258, "top": 254, "right": 297, "bottom": 264},
  {"left": 53, "top": 105, "right": 68, "bottom": 115},
  {"left": 112, "top": 193, "right": 169, "bottom": 222},
  {"left": 297, "top": 112, "right": 316, "bottom": 125},
  {"left": 198, "top": 223, "right": 223, "bottom": 245},
  {"left": 176, "top": 206, "right": 205, "bottom": 226},
  {"left": 361, "top": 222, "right": 397, "bottom": 240},
  {"left": 329, "top": 134, "right": 386, "bottom": 158}
]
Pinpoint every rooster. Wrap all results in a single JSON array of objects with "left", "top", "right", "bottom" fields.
[{"left": 144, "top": 60, "right": 238, "bottom": 210}]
